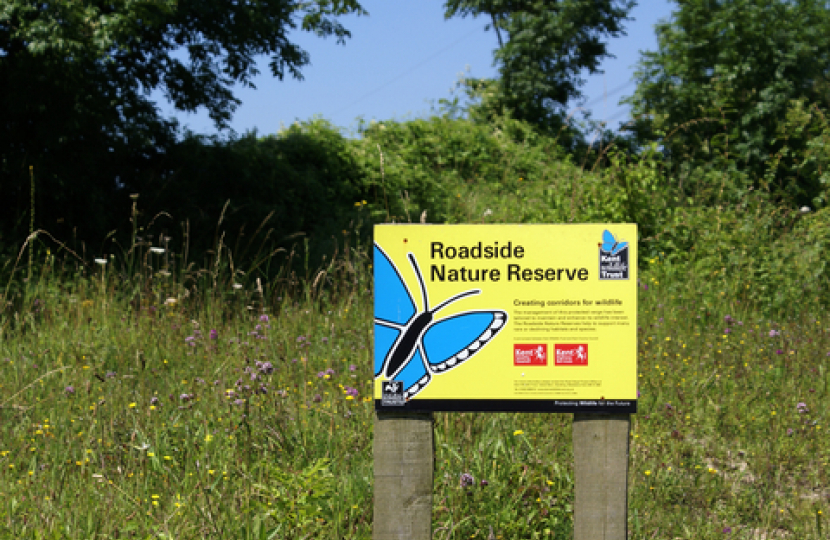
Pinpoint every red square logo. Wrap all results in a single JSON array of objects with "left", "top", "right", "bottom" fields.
[
  {"left": 554, "top": 344, "right": 588, "bottom": 366},
  {"left": 514, "top": 344, "right": 547, "bottom": 366}
]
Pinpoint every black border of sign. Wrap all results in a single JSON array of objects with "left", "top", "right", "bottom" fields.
[{"left": 374, "top": 399, "right": 637, "bottom": 413}]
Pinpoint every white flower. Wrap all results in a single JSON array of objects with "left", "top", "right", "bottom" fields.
[
  {"left": 94, "top": 258, "right": 107, "bottom": 265},
  {"left": 800, "top": 206, "right": 811, "bottom": 214},
  {"left": 149, "top": 247, "right": 165, "bottom": 254},
  {"left": 164, "top": 298, "right": 178, "bottom": 306},
  {"left": 232, "top": 283, "right": 243, "bottom": 290}
]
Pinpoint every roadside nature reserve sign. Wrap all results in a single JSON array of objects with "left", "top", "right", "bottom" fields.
[{"left": 373, "top": 224, "right": 637, "bottom": 413}]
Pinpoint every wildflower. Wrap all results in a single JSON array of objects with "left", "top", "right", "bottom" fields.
[
  {"left": 786, "top": 428, "right": 794, "bottom": 436},
  {"left": 513, "top": 430, "right": 524, "bottom": 436},
  {"left": 459, "top": 473, "right": 474, "bottom": 488},
  {"left": 797, "top": 402, "right": 809, "bottom": 414},
  {"left": 259, "top": 314, "right": 269, "bottom": 323},
  {"left": 105, "top": 371, "right": 116, "bottom": 379},
  {"left": 164, "top": 298, "right": 178, "bottom": 307},
  {"left": 232, "top": 283, "right": 243, "bottom": 290},
  {"left": 209, "top": 329, "right": 218, "bottom": 340},
  {"left": 64, "top": 386, "right": 75, "bottom": 395},
  {"left": 128, "top": 403, "right": 137, "bottom": 408},
  {"left": 776, "top": 349, "right": 783, "bottom": 355},
  {"left": 724, "top": 315, "right": 733, "bottom": 323},
  {"left": 179, "top": 393, "right": 193, "bottom": 402},
  {"left": 349, "top": 364, "right": 357, "bottom": 372},
  {"left": 345, "top": 386, "right": 359, "bottom": 398},
  {"left": 150, "top": 396, "right": 160, "bottom": 406},
  {"left": 233, "top": 399, "right": 245, "bottom": 406},
  {"left": 312, "top": 394, "right": 322, "bottom": 403},
  {"left": 645, "top": 470, "right": 651, "bottom": 476},
  {"left": 723, "top": 526, "right": 732, "bottom": 534},
  {"left": 769, "top": 329, "right": 780, "bottom": 337},
  {"left": 480, "top": 479, "right": 489, "bottom": 487},
  {"left": 94, "top": 258, "right": 107, "bottom": 265},
  {"left": 149, "top": 247, "right": 165, "bottom": 254},
  {"left": 256, "top": 361, "right": 274, "bottom": 374}
]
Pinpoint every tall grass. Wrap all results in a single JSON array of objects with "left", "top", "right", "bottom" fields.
[{"left": 1, "top": 215, "right": 827, "bottom": 540}]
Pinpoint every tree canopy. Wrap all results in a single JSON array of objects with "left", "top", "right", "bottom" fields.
[
  {"left": 623, "top": 0, "right": 830, "bottom": 205},
  {"left": 0, "top": 0, "right": 365, "bottom": 242},
  {"left": 444, "top": 0, "right": 635, "bottom": 142}
]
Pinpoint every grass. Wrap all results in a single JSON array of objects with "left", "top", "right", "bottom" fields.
[{"left": 0, "top": 238, "right": 827, "bottom": 540}]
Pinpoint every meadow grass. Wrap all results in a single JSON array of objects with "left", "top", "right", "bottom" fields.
[{"left": 0, "top": 238, "right": 827, "bottom": 540}]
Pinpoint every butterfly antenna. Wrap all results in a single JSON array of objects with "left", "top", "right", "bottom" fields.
[
  {"left": 408, "top": 253, "right": 430, "bottom": 310},
  {"left": 433, "top": 289, "right": 481, "bottom": 314}
]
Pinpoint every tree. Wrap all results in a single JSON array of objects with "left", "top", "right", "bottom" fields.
[
  {"left": 444, "top": 0, "right": 635, "bottom": 145},
  {"left": 623, "top": 0, "right": 830, "bottom": 205},
  {"left": 0, "top": 0, "right": 365, "bottom": 244}
]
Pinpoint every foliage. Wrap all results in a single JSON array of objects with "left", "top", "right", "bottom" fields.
[
  {"left": 0, "top": 0, "right": 365, "bottom": 242},
  {"left": 623, "top": 0, "right": 830, "bottom": 207},
  {"left": 135, "top": 119, "right": 371, "bottom": 272},
  {"left": 444, "top": 0, "right": 635, "bottom": 146}
]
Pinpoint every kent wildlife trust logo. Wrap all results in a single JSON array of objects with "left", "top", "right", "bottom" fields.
[
  {"left": 554, "top": 344, "right": 588, "bottom": 366},
  {"left": 598, "top": 229, "right": 629, "bottom": 280},
  {"left": 514, "top": 344, "right": 547, "bottom": 366}
]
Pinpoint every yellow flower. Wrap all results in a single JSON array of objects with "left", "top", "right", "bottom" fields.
[
  {"left": 513, "top": 430, "right": 524, "bottom": 436},
  {"left": 128, "top": 403, "right": 137, "bottom": 408},
  {"left": 147, "top": 452, "right": 155, "bottom": 457},
  {"left": 644, "top": 470, "right": 651, "bottom": 476}
]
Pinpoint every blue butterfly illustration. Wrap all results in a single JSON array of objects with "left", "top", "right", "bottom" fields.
[
  {"left": 600, "top": 229, "right": 628, "bottom": 256},
  {"left": 374, "top": 243, "right": 508, "bottom": 400}
]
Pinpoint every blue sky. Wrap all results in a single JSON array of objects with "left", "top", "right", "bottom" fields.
[{"left": 159, "top": 1, "right": 676, "bottom": 137}]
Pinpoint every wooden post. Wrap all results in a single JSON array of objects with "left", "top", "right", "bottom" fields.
[
  {"left": 373, "top": 411, "right": 434, "bottom": 540},
  {"left": 572, "top": 413, "right": 631, "bottom": 540}
]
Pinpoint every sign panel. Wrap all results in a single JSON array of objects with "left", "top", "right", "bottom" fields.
[{"left": 373, "top": 224, "right": 637, "bottom": 413}]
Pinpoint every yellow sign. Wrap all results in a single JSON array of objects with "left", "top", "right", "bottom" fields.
[{"left": 373, "top": 224, "right": 637, "bottom": 412}]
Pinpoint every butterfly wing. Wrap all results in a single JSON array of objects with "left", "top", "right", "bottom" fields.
[
  {"left": 601, "top": 229, "right": 617, "bottom": 253},
  {"left": 373, "top": 244, "right": 418, "bottom": 376},
  {"left": 396, "top": 348, "right": 431, "bottom": 399},
  {"left": 611, "top": 241, "right": 628, "bottom": 256},
  {"left": 421, "top": 310, "right": 508, "bottom": 374}
]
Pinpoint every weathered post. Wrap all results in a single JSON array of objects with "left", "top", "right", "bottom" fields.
[
  {"left": 573, "top": 413, "right": 631, "bottom": 540},
  {"left": 373, "top": 411, "right": 434, "bottom": 540}
]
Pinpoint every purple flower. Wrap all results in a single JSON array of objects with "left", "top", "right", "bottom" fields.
[
  {"left": 179, "top": 393, "right": 193, "bottom": 402},
  {"left": 797, "top": 402, "right": 808, "bottom": 414},
  {"left": 325, "top": 368, "right": 336, "bottom": 376},
  {"left": 459, "top": 473, "right": 474, "bottom": 488},
  {"left": 723, "top": 526, "right": 732, "bottom": 534},
  {"left": 64, "top": 386, "right": 75, "bottom": 395},
  {"left": 480, "top": 479, "right": 489, "bottom": 487},
  {"left": 349, "top": 364, "right": 357, "bottom": 372},
  {"left": 150, "top": 396, "right": 160, "bottom": 406},
  {"left": 105, "top": 371, "right": 116, "bottom": 379},
  {"left": 769, "top": 329, "right": 780, "bottom": 337},
  {"left": 786, "top": 428, "right": 794, "bottom": 436},
  {"left": 259, "top": 314, "right": 269, "bottom": 323},
  {"left": 345, "top": 386, "right": 358, "bottom": 398},
  {"left": 209, "top": 329, "right": 218, "bottom": 340},
  {"left": 313, "top": 394, "right": 322, "bottom": 403},
  {"left": 233, "top": 399, "right": 245, "bottom": 406},
  {"left": 317, "top": 371, "right": 326, "bottom": 378},
  {"left": 225, "top": 389, "right": 236, "bottom": 399},
  {"left": 724, "top": 328, "right": 731, "bottom": 334},
  {"left": 724, "top": 315, "right": 733, "bottom": 323},
  {"left": 776, "top": 349, "right": 784, "bottom": 355},
  {"left": 256, "top": 361, "right": 274, "bottom": 375}
]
